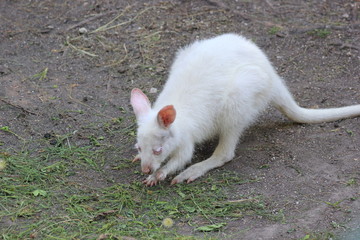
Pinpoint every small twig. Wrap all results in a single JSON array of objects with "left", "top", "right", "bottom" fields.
[
  {"left": 65, "top": 10, "right": 117, "bottom": 32},
  {"left": 0, "top": 98, "right": 37, "bottom": 115},
  {"left": 205, "top": 0, "right": 227, "bottom": 9},
  {"left": 225, "top": 198, "right": 258, "bottom": 203},
  {"left": 329, "top": 41, "right": 360, "bottom": 50},
  {"left": 351, "top": 2, "right": 359, "bottom": 22},
  {"left": 0, "top": 126, "right": 25, "bottom": 141},
  {"left": 191, "top": 193, "right": 213, "bottom": 224},
  {"left": 65, "top": 37, "right": 98, "bottom": 57},
  {"left": 143, "top": 31, "right": 163, "bottom": 39},
  {"left": 104, "top": 43, "right": 128, "bottom": 67},
  {"left": 264, "top": 0, "right": 275, "bottom": 9},
  {"left": 90, "top": 7, "right": 152, "bottom": 34},
  {"left": 90, "top": 6, "right": 132, "bottom": 33},
  {"left": 105, "top": 77, "right": 112, "bottom": 99}
]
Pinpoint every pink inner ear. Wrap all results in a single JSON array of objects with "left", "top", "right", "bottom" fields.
[
  {"left": 157, "top": 105, "right": 176, "bottom": 128},
  {"left": 130, "top": 88, "right": 151, "bottom": 118}
]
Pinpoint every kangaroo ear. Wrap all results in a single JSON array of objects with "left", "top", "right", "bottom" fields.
[
  {"left": 130, "top": 88, "right": 151, "bottom": 120},
  {"left": 157, "top": 105, "right": 176, "bottom": 128}
]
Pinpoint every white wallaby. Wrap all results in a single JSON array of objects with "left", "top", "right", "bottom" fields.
[{"left": 130, "top": 33, "right": 360, "bottom": 186}]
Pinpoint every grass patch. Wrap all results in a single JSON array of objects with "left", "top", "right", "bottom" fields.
[
  {"left": 299, "top": 232, "right": 334, "bottom": 240},
  {"left": 31, "top": 67, "right": 48, "bottom": 81},
  {"left": 1, "top": 138, "right": 279, "bottom": 239},
  {"left": 0, "top": 126, "right": 25, "bottom": 141},
  {"left": 268, "top": 26, "right": 282, "bottom": 35},
  {"left": 346, "top": 178, "right": 357, "bottom": 186},
  {"left": 308, "top": 29, "right": 331, "bottom": 38}
]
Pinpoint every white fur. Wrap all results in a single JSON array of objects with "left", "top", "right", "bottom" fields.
[{"left": 130, "top": 33, "right": 360, "bottom": 186}]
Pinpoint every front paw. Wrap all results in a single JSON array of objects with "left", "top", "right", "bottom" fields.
[
  {"left": 171, "top": 175, "right": 196, "bottom": 185},
  {"left": 143, "top": 174, "right": 158, "bottom": 187},
  {"left": 171, "top": 166, "right": 203, "bottom": 185},
  {"left": 142, "top": 170, "right": 167, "bottom": 187},
  {"left": 156, "top": 170, "right": 167, "bottom": 181}
]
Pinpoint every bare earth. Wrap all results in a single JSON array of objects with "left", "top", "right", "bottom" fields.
[{"left": 1, "top": 0, "right": 359, "bottom": 239}]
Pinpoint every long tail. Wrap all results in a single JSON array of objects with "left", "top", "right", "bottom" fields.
[{"left": 271, "top": 77, "right": 360, "bottom": 124}]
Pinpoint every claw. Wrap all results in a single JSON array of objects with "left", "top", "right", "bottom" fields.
[
  {"left": 132, "top": 154, "right": 141, "bottom": 162},
  {"left": 186, "top": 178, "right": 195, "bottom": 184},
  {"left": 148, "top": 181, "right": 157, "bottom": 187},
  {"left": 170, "top": 175, "right": 198, "bottom": 185},
  {"left": 170, "top": 179, "right": 179, "bottom": 185},
  {"left": 143, "top": 177, "right": 158, "bottom": 187}
]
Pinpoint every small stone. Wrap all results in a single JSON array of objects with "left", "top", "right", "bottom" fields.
[
  {"left": 342, "top": 13, "right": 349, "bottom": 20},
  {"left": 79, "top": 27, "right": 88, "bottom": 34},
  {"left": 149, "top": 87, "right": 158, "bottom": 93},
  {"left": 44, "top": 133, "right": 53, "bottom": 139},
  {"left": 49, "top": 139, "right": 58, "bottom": 145}
]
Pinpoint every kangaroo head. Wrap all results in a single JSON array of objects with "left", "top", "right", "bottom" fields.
[{"left": 130, "top": 88, "right": 176, "bottom": 174}]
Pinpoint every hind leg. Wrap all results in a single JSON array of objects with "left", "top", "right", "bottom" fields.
[{"left": 171, "top": 67, "right": 272, "bottom": 184}]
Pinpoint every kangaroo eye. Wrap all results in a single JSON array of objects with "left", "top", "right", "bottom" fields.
[{"left": 152, "top": 147, "right": 162, "bottom": 155}]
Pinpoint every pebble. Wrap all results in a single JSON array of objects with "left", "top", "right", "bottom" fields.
[
  {"left": 79, "top": 27, "right": 88, "bottom": 34},
  {"left": 149, "top": 87, "right": 158, "bottom": 93}
]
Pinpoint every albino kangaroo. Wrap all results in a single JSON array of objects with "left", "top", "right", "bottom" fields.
[{"left": 130, "top": 33, "right": 360, "bottom": 186}]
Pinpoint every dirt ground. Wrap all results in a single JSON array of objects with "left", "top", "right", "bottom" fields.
[{"left": 1, "top": 0, "right": 359, "bottom": 239}]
